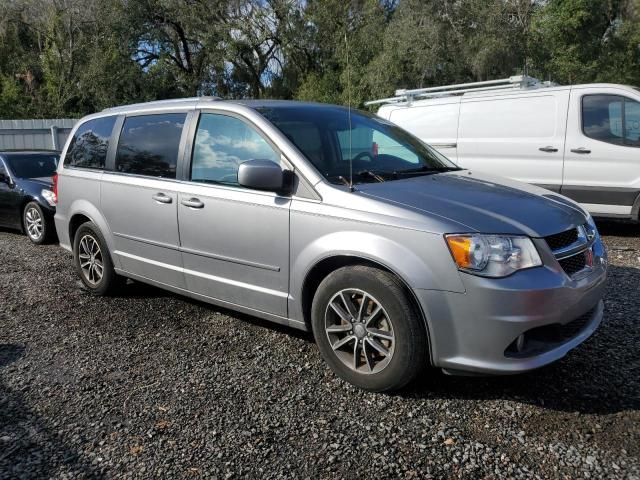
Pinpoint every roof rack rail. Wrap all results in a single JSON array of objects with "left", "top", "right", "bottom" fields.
[
  {"left": 102, "top": 96, "right": 220, "bottom": 112},
  {"left": 365, "top": 76, "right": 556, "bottom": 106}
]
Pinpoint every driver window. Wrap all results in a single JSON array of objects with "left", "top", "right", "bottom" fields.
[
  {"left": 625, "top": 99, "right": 640, "bottom": 145},
  {"left": 191, "top": 113, "right": 280, "bottom": 186}
]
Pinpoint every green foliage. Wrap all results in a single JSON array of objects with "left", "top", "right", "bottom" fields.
[{"left": 0, "top": 0, "right": 638, "bottom": 119}]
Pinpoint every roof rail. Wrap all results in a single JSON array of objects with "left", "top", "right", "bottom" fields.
[
  {"left": 102, "top": 96, "right": 220, "bottom": 112},
  {"left": 365, "top": 76, "right": 555, "bottom": 106}
]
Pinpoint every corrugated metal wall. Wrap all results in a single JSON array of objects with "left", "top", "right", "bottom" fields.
[{"left": 0, "top": 119, "right": 78, "bottom": 151}]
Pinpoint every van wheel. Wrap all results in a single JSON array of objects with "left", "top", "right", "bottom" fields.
[
  {"left": 73, "top": 222, "right": 123, "bottom": 295},
  {"left": 311, "top": 265, "right": 427, "bottom": 392},
  {"left": 23, "top": 202, "right": 51, "bottom": 245}
]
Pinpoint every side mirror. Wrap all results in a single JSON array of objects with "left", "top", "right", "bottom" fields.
[
  {"left": 238, "top": 159, "right": 287, "bottom": 192},
  {"left": 0, "top": 172, "right": 10, "bottom": 185}
]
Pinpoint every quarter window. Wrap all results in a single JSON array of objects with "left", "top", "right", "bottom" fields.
[
  {"left": 64, "top": 116, "right": 116, "bottom": 169},
  {"left": 115, "top": 113, "right": 186, "bottom": 178},
  {"left": 582, "top": 95, "right": 640, "bottom": 147},
  {"left": 190, "top": 113, "right": 279, "bottom": 186}
]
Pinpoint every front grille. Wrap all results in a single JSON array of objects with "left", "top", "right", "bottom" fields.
[
  {"left": 544, "top": 226, "right": 591, "bottom": 277},
  {"left": 545, "top": 228, "right": 578, "bottom": 251},
  {"left": 558, "top": 251, "right": 587, "bottom": 276},
  {"left": 505, "top": 306, "right": 597, "bottom": 357}
]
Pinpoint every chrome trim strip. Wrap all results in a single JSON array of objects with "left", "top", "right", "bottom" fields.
[
  {"left": 115, "top": 251, "right": 288, "bottom": 298},
  {"left": 430, "top": 143, "right": 457, "bottom": 148},
  {"left": 113, "top": 232, "right": 281, "bottom": 272},
  {"left": 180, "top": 246, "right": 280, "bottom": 272},
  {"left": 554, "top": 244, "right": 589, "bottom": 260}
]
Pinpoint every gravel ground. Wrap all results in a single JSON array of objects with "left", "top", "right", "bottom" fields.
[{"left": 0, "top": 220, "right": 638, "bottom": 479}]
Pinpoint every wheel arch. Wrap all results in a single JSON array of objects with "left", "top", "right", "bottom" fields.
[
  {"left": 632, "top": 191, "right": 640, "bottom": 222},
  {"left": 66, "top": 200, "right": 116, "bottom": 261},
  {"left": 300, "top": 254, "right": 433, "bottom": 364},
  {"left": 19, "top": 196, "right": 36, "bottom": 232}
]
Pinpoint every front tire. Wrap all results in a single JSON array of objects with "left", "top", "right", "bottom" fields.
[
  {"left": 73, "top": 222, "right": 123, "bottom": 295},
  {"left": 311, "top": 265, "right": 428, "bottom": 392}
]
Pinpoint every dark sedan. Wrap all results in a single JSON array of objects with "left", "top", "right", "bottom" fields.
[{"left": 0, "top": 150, "right": 59, "bottom": 244}]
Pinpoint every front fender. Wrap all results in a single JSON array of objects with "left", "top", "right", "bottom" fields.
[{"left": 290, "top": 225, "right": 465, "bottom": 322}]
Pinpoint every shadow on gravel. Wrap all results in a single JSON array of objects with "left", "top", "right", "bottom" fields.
[
  {"left": 595, "top": 218, "right": 640, "bottom": 237},
  {"left": 405, "top": 264, "right": 640, "bottom": 415},
  {"left": 0, "top": 344, "right": 104, "bottom": 479}
]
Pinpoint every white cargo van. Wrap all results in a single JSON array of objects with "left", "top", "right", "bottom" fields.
[{"left": 368, "top": 76, "right": 640, "bottom": 220}]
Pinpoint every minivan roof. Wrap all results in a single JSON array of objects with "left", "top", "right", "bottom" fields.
[{"left": 102, "top": 97, "right": 341, "bottom": 115}]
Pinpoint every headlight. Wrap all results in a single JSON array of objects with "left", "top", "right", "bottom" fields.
[
  {"left": 41, "top": 189, "right": 57, "bottom": 207},
  {"left": 445, "top": 234, "right": 542, "bottom": 277}
]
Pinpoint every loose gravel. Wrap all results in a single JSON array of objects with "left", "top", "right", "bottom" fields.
[{"left": 0, "top": 220, "right": 638, "bottom": 479}]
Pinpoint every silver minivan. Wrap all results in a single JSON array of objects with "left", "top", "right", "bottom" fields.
[{"left": 54, "top": 98, "right": 607, "bottom": 391}]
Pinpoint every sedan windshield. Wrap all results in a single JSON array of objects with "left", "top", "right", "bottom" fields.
[
  {"left": 4, "top": 153, "right": 59, "bottom": 179},
  {"left": 256, "top": 105, "right": 460, "bottom": 185}
]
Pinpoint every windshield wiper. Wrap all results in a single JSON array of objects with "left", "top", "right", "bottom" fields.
[
  {"left": 355, "top": 170, "right": 385, "bottom": 182},
  {"left": 325, "top": 174, "right": 351, "bottom": 186},
  {"left": 393, "top": 165, "right": 462, "bottom": 176}
]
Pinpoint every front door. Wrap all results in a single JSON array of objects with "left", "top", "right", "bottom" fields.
[
  {"left": 0, "top": 159, "right": 20, "bottom": 228},
  {"left": 563, "top": 87, "right": 640, "bottom": 216},
  {"left": 176, "top": 112, "right": 290, "bottom": 317},
  {"left": 101, "top": 112, "right": 188, "bottom": 289}
]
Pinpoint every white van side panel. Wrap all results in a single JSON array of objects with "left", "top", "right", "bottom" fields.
[
  {"left": 457, "top": 91, "right": 569, "bottom": 190},
  {"left": 562, "top": 85, "right": 640, "bottom": 219},
  {"left": 385, "top": 99, "right": 460, "bottom": 160}
]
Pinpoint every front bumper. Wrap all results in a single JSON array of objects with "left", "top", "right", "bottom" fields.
[{"left": 415, "top": 240, "right": 607, "bottom": 375}]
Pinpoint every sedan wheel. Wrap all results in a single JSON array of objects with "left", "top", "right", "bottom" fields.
[{"left": 25, "top": 206, "right": 44, "bottom": 241}]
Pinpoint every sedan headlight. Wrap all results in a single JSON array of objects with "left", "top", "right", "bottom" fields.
[
  {"left": 445, "top": 234, "right": 542, "bottom": 278},
  {"left": 41, "top": 189, "right": 57, "bottom": 207}
]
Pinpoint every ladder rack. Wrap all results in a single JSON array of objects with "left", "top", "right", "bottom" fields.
[{"left": 365, "top": 75, "right": 555, "bottom": 106}]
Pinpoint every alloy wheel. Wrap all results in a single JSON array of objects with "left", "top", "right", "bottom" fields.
[
  {"left": 324, "top": 289, "right": 395, "bottom": 374},
  {"left": 25, "top": 207, "right": 43, "bottom": 241},
  {"left": 78, "top": 234, "right": 104, "bottom": 286}
]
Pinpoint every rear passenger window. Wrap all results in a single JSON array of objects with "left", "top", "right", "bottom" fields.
[
  {"left": 64, "top": 116, "right": 116, "bottom": 169},
  {"left": 190, "top": 113, "right": 279, "bottom": 186},
  {"left": 115, "top": 113, "right": 186, "bottom": 178},
  {"left": 582, "top": 95, "right": 640, "bottom": 147}
]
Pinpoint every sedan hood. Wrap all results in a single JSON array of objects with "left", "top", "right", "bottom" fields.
[{"left": 357, "top": 171, "right": 588, "bottom": 237}]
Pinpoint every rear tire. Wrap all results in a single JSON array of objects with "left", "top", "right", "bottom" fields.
[
  {"left": 23, "top": 202, "right": 52, "bottom": 245},
  {"left": 311, "top": 265, "right": 428, "bottom": 392},
  {"left": 73, "top": 222, "right": 123, "bottom": 295}
]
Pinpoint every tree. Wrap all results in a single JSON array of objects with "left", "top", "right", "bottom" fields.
[{"left": 530, "top": 0, "right": 640, "bottom": 85}]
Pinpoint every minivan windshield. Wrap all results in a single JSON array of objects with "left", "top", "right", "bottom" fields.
[
  {"left": 4, "top": 153, "right": 59, "bottom": 179},
  {"left": 256, "top": 105, "right": 460, "bottom": 185}
]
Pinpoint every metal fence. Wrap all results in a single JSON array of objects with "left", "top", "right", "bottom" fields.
[{"left": 0, "top": 119, "right": 78, "bottom": 151}]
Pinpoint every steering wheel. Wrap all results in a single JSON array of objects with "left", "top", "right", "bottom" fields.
[{"left": 352, "top": 151, "right": 374, "bottom": 163}]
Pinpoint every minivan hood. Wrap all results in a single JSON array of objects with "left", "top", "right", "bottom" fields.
[{"left": 357, "top": 171, "right": 588, "bottom": 237}]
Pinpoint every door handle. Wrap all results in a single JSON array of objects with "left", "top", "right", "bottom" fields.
[
  {"left": 181, "top": 197, "right": 204, "bottom": 209},
  {"left": 570, "top": 147, "right": 591, "bottom": 154},
  {"left": 539, "top": 146, "right": 558, "bottom": 153},
  {"left": 152, "top": 193, "right": 172, "bottom": 204}
]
